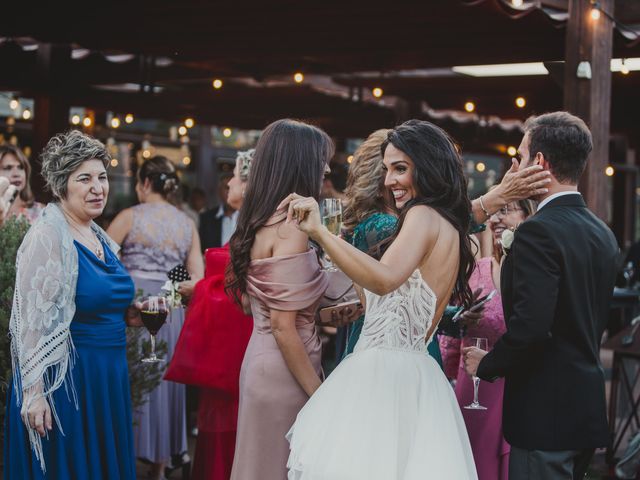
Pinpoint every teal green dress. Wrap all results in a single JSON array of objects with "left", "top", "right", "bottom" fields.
[{"left": 341, "top": 213, "right": 443, "bottom": 367}]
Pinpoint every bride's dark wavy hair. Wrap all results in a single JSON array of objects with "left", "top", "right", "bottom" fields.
[
  {"left": 225, "top": 119, "right": 334, "bottom": 305},
  {"left": 381, "top": 120, "right": 474, "bottom": 309}
]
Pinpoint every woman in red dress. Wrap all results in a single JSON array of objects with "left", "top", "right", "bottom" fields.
[{"left": 172, "top": 150, "right": 255, "bottom": 480}]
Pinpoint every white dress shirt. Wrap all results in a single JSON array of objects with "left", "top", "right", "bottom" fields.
[
  {"left": 217, "top": 205, "right": 239, "bottom": 245},
  {"left": 536, "top": 191, "right": 581, "bottom": 212}
]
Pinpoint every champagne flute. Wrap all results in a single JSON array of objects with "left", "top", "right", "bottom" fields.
[
  {"left": 320, "top": 198, "right": 343, "bottom": 272},
  {"left": 139, "top": 296, "right": 168, "bottom": 363},
  {"left": 464, "top": 336, "right": 489, "bottom": 410}
]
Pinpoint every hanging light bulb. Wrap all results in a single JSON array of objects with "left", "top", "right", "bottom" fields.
[
  {"left": 178, "top": 126, "right": 188, "bottom": 136},
  {"left": 212, "top": 79, "right": 223, "bottom": 89},
  {"left": 71, "top": 114, "right": 81, "bottom": 125},
  {"left": 515, "top": 96, "right": 526, "bottom": 108},
  {"left": 507, "top": 146, "right": 517, "bottom": 157},
  {"left": 605, "top": 165, "right": 615, "bottom": 176},
  {"left": 182, "top": 156, "right": 191, "bottom": 166},
  {"left": 110, "top": 158, "right": 119, "bottom": 167},
  {"left": 293, "top": 72, "right": 304, "bottom": 83},
  {"left": 476, "top": 162, "right": 486, "bottom": 173},
  {"left": 621, "top": 59, "right": 630, "bottom": 75},
  {"left": 9, "top": 98, "right": 19, "bottom": 110},
  {"left": 223, "top": 128, "right": 232, "bottom": 138},
  {"left": 22, "top": 109, "right": 32, "bottom": 120},
  {"left": 83, "top": 116, "right": 92, "bottom": 127},
  {"left": 125, "top": 113, "right": 134, "bottom": 124},
  {"left": 185, "top": 118, "right": 195, "bottom": 128},
  {"left": 372, "top": 87, "right": 384, "bottom": 98},
  {"left": 464, "top": 101, "right": 476, "bottom": 113},
  {"left": 110, "top": 117, "right": 121, "bottom": 129},
  {"left": 590, "top": 5, "right": 601, "bottom": 20}
]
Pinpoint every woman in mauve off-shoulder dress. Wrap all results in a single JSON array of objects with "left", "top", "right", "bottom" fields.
[{"left": 226, "top": 119, "right": 333, "bottom": 480}]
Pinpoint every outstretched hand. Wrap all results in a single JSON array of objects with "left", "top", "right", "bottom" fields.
[
  {"left": 277, "top": 193, "right": 324, "bottom": 239},
  {"left": 498, "top": 159, "right": 551, "bottom": 203}
]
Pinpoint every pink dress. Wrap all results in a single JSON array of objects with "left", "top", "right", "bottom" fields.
[
  {"left": 439, "top": 257, "right": 510, "bottom": 480},
  {"left": 230, "top": 250, "right": 328, "bottom": 480}
]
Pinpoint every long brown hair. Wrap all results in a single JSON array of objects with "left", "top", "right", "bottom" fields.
[
  {"left": 0, "top": 145, "right": 35, "bottom": 206},
  {"left": 343, "top": 129, "right": 393, "bottom": 234},
  {"left": 225, "top": 119, "right": 334, "bottom": 305},
  {"left": 381, "top": 120, "right": 475, "bottom": 309}
]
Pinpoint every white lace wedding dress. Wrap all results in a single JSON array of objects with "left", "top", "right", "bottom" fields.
[{"left": 287, "top": 270, "right": 478, "bottom": 479}]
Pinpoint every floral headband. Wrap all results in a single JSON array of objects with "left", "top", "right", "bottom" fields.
[{"left": 237, "top": 149, "right": 255, "bottom": 181}]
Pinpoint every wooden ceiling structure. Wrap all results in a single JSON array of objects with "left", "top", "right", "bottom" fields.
[
  {"left": 0, "top": 0, "right": 637, "bottom": 136},
  {"left": 1, "top": 0, "right": 640, "bottom": 232}
]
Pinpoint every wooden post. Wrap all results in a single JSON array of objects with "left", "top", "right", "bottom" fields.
[
  {"left": 31, "top": 44, "right": 71, "bottom": 202},
  {"left": 563, "top": 0, "right": 614, "bottom": 221}
]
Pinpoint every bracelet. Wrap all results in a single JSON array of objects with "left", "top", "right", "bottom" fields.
[{"left": 479, "top": 195, "right": 491, "bottom": 220}]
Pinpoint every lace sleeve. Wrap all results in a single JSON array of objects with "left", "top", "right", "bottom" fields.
[{"left": 10, "top": 219, "right": 77, "bottom": 471}]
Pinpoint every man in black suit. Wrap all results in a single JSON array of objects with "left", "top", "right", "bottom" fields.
[
  {"left": 464, "top": 111, "right": 619, "bottom": 479},
  {"left": 199, "top": 172, "right": 236, "bottom": 252}
]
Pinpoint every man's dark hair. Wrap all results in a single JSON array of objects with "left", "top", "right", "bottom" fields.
[{"left": 523, "top": 111, "right": 592, "bottom": 184}]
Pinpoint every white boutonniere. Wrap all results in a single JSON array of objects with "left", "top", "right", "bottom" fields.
[
  {"left": 500, "top": 228, "right": 515, "bottom": 256},
  {"left": 161, "top": 280, "right": 182, "bottom": 308}
]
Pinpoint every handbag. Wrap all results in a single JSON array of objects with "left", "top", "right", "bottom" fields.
[{"left": 315, "top": 268, "right": 363, "bottom": 326}]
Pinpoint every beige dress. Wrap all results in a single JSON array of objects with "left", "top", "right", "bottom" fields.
[{"left": 230, "top": 250, "right": 328, "bottom": 480}]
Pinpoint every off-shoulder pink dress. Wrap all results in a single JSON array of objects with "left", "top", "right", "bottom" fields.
[{"left": 230, "top": 249, "right": 328, "bottom": 480}]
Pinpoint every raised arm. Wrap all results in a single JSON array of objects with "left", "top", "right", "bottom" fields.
[
  {"left": 279, "top": 194, "right": 436, "bottom": 296},
  {"left": 471, "top": 161, "right": 550, "bottom": 225}
]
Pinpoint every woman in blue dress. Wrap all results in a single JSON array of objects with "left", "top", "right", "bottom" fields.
[{"left": 4, "top": 130, "right": 136, "bottom": 479}]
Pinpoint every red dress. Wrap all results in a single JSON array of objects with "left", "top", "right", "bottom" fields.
[{"left": 188, "top": 246, "right": 253, "bottom": 480}]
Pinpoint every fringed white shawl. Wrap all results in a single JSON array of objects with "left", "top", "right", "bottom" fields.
[{"left": 9, "top": 202, "right": 120, "bottom": 472}]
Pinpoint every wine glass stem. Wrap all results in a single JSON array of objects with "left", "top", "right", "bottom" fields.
[
  {"left": 472, "top": 376, "right": 480, "bottom": 405},
  {"left": 150, "top": 334, "right": 157, "bottom": 359}
]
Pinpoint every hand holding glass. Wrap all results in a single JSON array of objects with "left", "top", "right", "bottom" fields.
[
  {"left": 138, "top": 296, "right": 168, "bottom": 363},
  {"left": 463, "top": 337, "right": 489, "bottom": 410},
  {"left": 320, "top": 198, "right": 343, "bottom": 272}
]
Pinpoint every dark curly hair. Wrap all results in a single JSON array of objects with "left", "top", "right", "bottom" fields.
[
  {"left": 381, "top": 120, "right": 474, "bottom": 309},
  {"left": 225, "top": 119, "right": 334, "bottom": 305},
  {"left": 138, "top": 155, "right": 179, "bottom": 198}
]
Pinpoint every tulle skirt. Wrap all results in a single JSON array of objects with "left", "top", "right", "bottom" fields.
[{"left": 286, "top": 347, "right": 478, "bottom": 480}]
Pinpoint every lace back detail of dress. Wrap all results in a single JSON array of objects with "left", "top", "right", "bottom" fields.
[{"left": 355, "top": 270, "right": 437, "bottom": 354}]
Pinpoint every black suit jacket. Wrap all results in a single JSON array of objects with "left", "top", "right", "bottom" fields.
[
  {"left": 477, "top": 194, "right": 619, "bottom": 450},
  {"left": 199, "top": 208, "right": 223, "bottom": 253}
]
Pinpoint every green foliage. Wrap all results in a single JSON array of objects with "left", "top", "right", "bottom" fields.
[
  {"left": 126, "top": 327, "right": 168, "bottom": 411},
  {"left": 0, "top": 217, "right": 30, "bottom": 435}
]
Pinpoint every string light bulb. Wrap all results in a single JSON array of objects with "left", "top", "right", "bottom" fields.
[
  {"left": 212, "top": 79, "right": 223, "bottom": 89},
  {"left": 590, "top": 5, "right": 601, "bottom": 20},
  {"left": 9, "top": 98, "right": 19, "bottom": 110},
  {"left": 142, "top": 149, "right": 151, "bottom": 159},
  {"left": 178, "top": 126, "right": 188, "bottom": 136},
  {"left": 223, "top": 128, "right": 232, "bottom": 138},
  {"left": 125, "top": 113, "right": 134, "bottom": 124},
  {"left": 372, "top": 87, "right": 383, "bottom": 98},
  {"left": 21, "top": 109, "right": 32, "bottom": 120},
  {"left": 293, "top": 72, "right": 304, "bottom": 83},
  {"left": 82, "top": 116, "right": 92, "bottom": 127},
  {"left": 515, "top": 96, "right": 526, "bottom": 108},
  {"left": 507, "top": 146, "right": 517, "bottom": 157},
  {"left": 347, "top": 155, "right": 354, "bottom": 164},
  {"left": 621, "top": 59, "right": 630, "bottom": 75},
  {"left": 185, "top": 118, "right": 195, "bottom": 128},
  {"left": 605, "top": 165, "right": 615, "bottom": 176},
  {"left": 182, "top": 156, "right": 191, "bottom": 166},
  {"left": 110, "top": 159, "right": 119, "bottom": 167},
  {"left": 464, "top": 101, "right": 476, "bottom": 113},
  {"left": 71, "top": 114, "right": 81, "bottom": 125},
  {"left": 110, "top": 117, "right": 121, "bottom": 129},
  {"left": 476, "top": 162, "right": 486, "bottom": 172}
]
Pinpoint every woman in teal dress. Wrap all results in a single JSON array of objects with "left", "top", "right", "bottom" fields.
[{"left": 4, "top": 131, "right": 136, "bottom": 479}]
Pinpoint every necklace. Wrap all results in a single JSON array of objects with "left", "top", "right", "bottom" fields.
[{"left": 62, "top": 209, "right": 104, "bottom": 260}]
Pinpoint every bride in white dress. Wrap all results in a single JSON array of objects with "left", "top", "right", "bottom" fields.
[{"left": 279, "top": 120, "right": 478, "bottom": 480}]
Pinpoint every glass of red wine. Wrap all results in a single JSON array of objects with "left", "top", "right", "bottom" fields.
[{"left": 138, "top": 296, "right": 168, "bottom": 363}]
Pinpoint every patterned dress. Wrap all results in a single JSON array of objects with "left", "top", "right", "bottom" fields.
[{"left": 119, "top": 202, "right": 193, "bottom": 464}]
